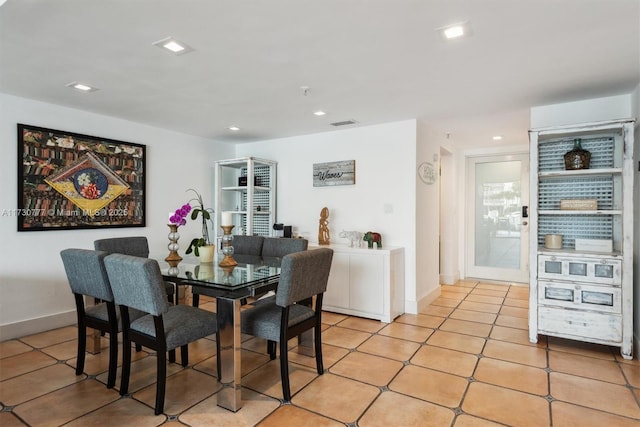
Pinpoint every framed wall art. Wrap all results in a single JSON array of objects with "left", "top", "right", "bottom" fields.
[
  {"left": 17, "top": 123, "right": 146, "bottom": 231},
  {"left": 313, "top": 160, "right": 356, "bottom": 187}
]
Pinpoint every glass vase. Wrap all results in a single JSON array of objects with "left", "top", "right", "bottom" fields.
[
  {"left": 563, "top": 138, "right": 591, "bottom": 170},
  {"left": 165, "top": 224, "right": 183, "bottom": 268},
  {"left": 219, "top": 225, "right": 237, "bottom": 267}
]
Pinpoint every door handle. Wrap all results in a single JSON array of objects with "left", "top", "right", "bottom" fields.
[{"left": 522, "top": 206, "right": 529, "bottom": 218}]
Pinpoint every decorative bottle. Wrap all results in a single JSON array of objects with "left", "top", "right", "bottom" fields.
[{"left": 563, "top": 138, "right": 591, "bottom": 170}]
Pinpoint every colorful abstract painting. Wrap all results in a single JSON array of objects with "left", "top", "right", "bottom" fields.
[{"left": 17, "top": 124, "right": 146, "bottom": 231}]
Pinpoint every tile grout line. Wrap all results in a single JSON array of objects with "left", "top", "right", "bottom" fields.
[{"left": 2, "top": 282, "right": 639, "bottom": 425}]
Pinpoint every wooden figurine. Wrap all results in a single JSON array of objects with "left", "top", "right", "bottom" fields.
[
  {"left": 363, "top": 231, "right": 382, "bottom": 248},
  {"left": 318, "top": 207, "right": 330, "bottom": 245}
]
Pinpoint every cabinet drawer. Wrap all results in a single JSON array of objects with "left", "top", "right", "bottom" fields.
[
  {"left": 538, "top": 254, "right": 621, "bottom": 285},
  {"left": 538, "top": 281, "right": 621, "bottom": 314},
  {"left": 538, "top": 307, "right": 622, "bottom": 342}
]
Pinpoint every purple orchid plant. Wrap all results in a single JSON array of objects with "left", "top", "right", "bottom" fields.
[{"left": 169, "top": 203, "right": 192, "bottom": 227}]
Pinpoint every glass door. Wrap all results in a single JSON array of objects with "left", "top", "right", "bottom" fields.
[{"left": 466, "top": 154, "right": 529, "bottom": 283}]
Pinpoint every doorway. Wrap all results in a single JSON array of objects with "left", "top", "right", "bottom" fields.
[{"left": 466, "top": 154, "right": 529, "bottom": 283}]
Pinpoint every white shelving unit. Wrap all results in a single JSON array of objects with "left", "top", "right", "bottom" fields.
[
  {"left": 214, "top": 157, "right": 277, "bottom": 236},
  {"left": 528, "top": 119, "right": 635, "bottom": 359}
]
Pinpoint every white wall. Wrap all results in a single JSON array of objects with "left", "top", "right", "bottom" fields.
[
  {"left": 439, "top": 145, "right": 459, "bottom": 285},
  {"left": 415, "top": 120, "right": 445, "bottom": 309},
  {"left": 234, "top": 120, "right": 421, "bottom": 312},
  {"left": 632, "top": 84, "right": 640, "bottom": 356},
  {"left": 0, "top": 94, "right": 234, "bottom": 340},
  {"left": 530, "top": 94, "right": 633, "bottom": 129}
]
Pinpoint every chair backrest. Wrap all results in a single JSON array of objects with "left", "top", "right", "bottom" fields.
[
  {"left": 103, "top": 253, "right": 169, "bottom": 316},
  {"left": 60, "top": 249, "right": 114, "bottom": 302},
  {"left": 94, "top": 236, "right": 150, "bottom": 258},
  {"left": 262, "top": 237, "right": 308, "bottom": 258},
  {"left": 276, "top": 248, "right": 333, "bottom": 307},
  {"left": 232, "top": 235, "right": 264, "bottom": 256}
]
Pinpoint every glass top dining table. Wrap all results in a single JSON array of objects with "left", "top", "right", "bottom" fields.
[
  {"left": 159, "top": 254, "right": 282, "bottom": 300},
  {"left": 157, "top": 254, "right": 290, "bottom": 412}
]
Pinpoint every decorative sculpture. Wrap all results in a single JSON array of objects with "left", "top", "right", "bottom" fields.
[
  {"left": 339, "top": 230, "right": 363, "bottom": 248},
  {"left": 318, "top": 207, "right": 330, "bottom": 245},
  {"left": 363, "top": 231, "right": 382, "bottom": 248}
]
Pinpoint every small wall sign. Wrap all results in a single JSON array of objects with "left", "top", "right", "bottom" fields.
[
  {"left": 313, "top": 160, "right": 356, "bottom": 187},
  {"left": 417, "top": 162, "right": 437, "bottom": 185}
]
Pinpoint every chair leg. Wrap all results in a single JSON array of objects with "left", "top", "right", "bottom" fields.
[
  {"left": 279, "top": 339, "right": 291, "bottom": 402},
  {"left": 169, "top": 349, "right": 176, "bottom": 363},
  {"left": 267, "top": 340, "right": 277, "bottom": 360},
  {"left": 155, "top": 347, "right": 167, "bottom": 415},
  {"left": 106, "top": 331, "right": 118, "bottom": 388},
  {"left": 120, "top": 337, "right": 132, "bottom": 396},
  {"left": 75, "top": 319, "right": 86, "bottom": 376},
  {"left": 314, "top": 326, "right": 324, "bottom": 375},
  {"left": 180, "top": 345, "right": 189, "bottom": 367}
]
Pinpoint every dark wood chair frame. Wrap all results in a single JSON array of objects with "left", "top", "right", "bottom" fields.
[
  {"left": 268, "top": 295, "right": 324, "bottom": 402},
  {"left": 118, "top": 306, "right": 221, "bottom": 415},
  {"left": 74, "top": 295, "right": 119, "bottom": 388}
]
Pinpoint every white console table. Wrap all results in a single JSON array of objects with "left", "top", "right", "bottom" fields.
[{"left": 309, "top": 243, "right": 405, "bottom": 323}]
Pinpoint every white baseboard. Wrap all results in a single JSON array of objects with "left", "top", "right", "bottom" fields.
[
  {"left": 439, "top": 272, "right": 460, "bottom": 285},
  {"left": 0, "top": 310, "right": 76, "bottom": 341},
  {"left": 405, "top": 286, "right": 441, "bottom": 314}
]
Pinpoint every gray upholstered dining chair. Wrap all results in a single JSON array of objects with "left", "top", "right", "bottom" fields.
[
  {"left": 251, "top": 237, "right": 309, "bottom": 305},
  {"left": 103, "top": 253, "right": 219, "bottom": 415},
  {"left": 241, "top": 248, "right": 333, "bottom": 402},
  {"left": 232, "top": 235, "right": 265, "bottom": 255},
  {"left": 60, "top": 249, "right": 123, "bottom": 388},
  {"left": 94, "top": 236, "right": 176, "bottom": 304},
  {"left": 261, "top": 237, "right": 308, "bottom": 258}
]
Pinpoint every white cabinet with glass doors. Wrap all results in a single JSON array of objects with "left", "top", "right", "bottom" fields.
[{"left": 528, "top": 119, "right": 635, "bottom": 359}]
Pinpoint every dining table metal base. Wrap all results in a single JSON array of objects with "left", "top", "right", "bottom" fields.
[
  {"left": 216, "top": 296, "right": 243, "bottom": 412},
  {"left": 214, "top": 295, "right": 315, "bottom": 411}
]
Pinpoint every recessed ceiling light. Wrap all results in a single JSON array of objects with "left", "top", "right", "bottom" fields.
[
  {"left": 152, "top": 37, "right": 194, "bottom": 56},
  {"left": 437, "top": 21, "right": 472, "bottom": 40},
  {"left": 493, "top": 135, "right": 503, "bottom": 141},
  {"left": 65, "top": 81, "right": 98, "bottom": 92},
  {"left": 444, "top": 25, "right": 464, "bottom": 39},
  {"left": 164, "top": 41, "right": 185, "bottom": 53},
  {"left": 313, "top": 111, "right": 326, "bottom": 116},
  {"left": 228, "top": 126, "right": 240, "bottom": 131}
]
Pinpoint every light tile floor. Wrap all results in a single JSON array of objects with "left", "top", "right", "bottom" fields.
[{"left": 1, "top": 280, "right": 639, "bottom": 426}]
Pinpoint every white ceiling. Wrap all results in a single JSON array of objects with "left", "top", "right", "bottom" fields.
[{"left": 1, "top": 0, "right": 638, "bottom": 147}]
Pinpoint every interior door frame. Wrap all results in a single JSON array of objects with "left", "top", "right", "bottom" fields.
[{"left": 465, "top": 152, "right": 530, "bottom": 283}]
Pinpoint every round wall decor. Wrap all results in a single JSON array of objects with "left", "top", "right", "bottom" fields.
[{"left": 417, "top": 162, "right": 437, "bottom": 185}]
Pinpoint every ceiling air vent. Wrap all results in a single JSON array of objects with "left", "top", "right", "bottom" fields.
[{"left": 330, "top": 120, "right": 357, "bottom": 127}]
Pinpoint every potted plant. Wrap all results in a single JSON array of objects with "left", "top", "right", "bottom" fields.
[{"left": 184, "top": 188, "right": 215, "bottom": 262}]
